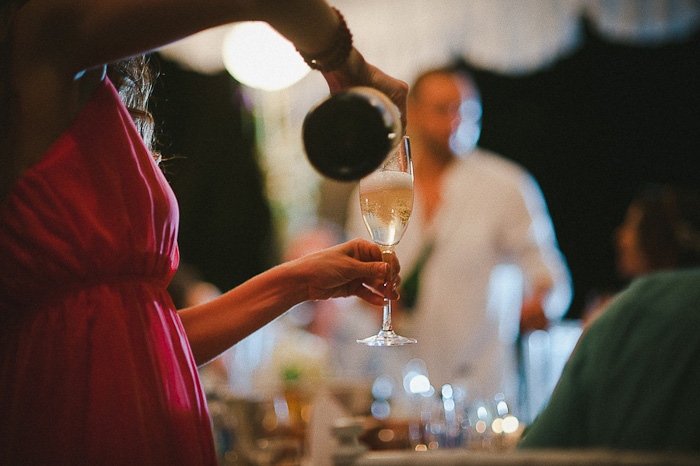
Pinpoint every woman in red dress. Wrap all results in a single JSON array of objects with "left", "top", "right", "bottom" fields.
[{"left": 0, "top": 1, "right": 407, "bottom": 464}]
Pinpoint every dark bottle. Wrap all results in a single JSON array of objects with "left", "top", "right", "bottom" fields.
[{"left": 302, "top": 87, "right": 402, "bottom": 182}]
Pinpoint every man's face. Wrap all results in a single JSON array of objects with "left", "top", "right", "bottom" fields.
[{"left": 408, "top": 74, "right": 479, "bottom": 156}]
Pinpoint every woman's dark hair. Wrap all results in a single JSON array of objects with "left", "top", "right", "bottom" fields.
[
  {"left": 633, "top": 183, "right": 700, "bottom": 271},
  {"left": 107, "top": 55, "right": 160, "bottom": 158}
]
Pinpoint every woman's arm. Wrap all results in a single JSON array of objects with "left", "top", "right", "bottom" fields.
[
  {"left": 15, "top": 0, "right": 344, "bottom": 77},
  {"left": 178, "top": 238, "right": 400, "bottom": 365},
  {"left": 14, "top": 0, "right": 407, "bottom": 106},
  {"left": 7, "top": 0, "right": 407, "bottom": 195},
  {"left": 16, "top": 0, "right": 407, "bottom": 110}
]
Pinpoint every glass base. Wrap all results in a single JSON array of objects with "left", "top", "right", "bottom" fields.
[{"left": 356, "top": 330, "right": 417, "bottom": 346}]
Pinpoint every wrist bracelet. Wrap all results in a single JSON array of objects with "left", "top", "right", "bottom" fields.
[{"left": 297, "top": 7, "right": 353, "bottom": 72}]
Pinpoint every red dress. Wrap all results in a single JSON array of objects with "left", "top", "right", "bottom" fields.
[{"left": 0, "top": 78, "right": 216, "bottom": 465}]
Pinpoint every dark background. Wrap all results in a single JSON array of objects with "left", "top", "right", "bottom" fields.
[
  {"left": 150, "top": 59, "right": 277, "bottom": 294},
  {"left": 151, "top": 21, "right": 700, "bottom": 318},
  {"left": 468, "top": 22, "right": 700, "bottom": 317}
]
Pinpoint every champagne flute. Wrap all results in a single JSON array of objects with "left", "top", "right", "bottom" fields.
[{"left": 357, "top": 136, "right": 417, "bottom": 346}]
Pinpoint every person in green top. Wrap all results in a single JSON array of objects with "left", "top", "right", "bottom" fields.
[
  {"left": 520, "top": 267, "right": 700, "bottom": 451},
  {"left": 519, "top": 184, "right": 700, "bottom": 451}
]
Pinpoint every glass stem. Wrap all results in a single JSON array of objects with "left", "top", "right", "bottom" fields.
[
  {"left": 381, "top": 248, "right": 395, "bottom": 333},
  {"left": 382, "top": 299, "right": 393, "bottom": 333}
]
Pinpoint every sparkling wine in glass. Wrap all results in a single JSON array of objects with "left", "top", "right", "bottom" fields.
[{"left": 357, "top": 136, "right": 417, "bottom": 346}]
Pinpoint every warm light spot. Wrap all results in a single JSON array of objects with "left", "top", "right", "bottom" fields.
[
  {"left": 491, "top": 417, "right": 504, "bottom": 434},
  {"left": 222, "top": 22, "right": 310, "bottom": 91},
  {"left": 378, "top": 429, "right": 395, "bottom": 442},
  {"left": 503, "top": 415, "right": 520, "bottom": 434},
  {"left": 301, "top": 405, "right": 312, "bottom": 423},
  {"left": 415, "top": 444, "right": 428, "bottom": 451},
  {"left": 475, "top": 420, "right": 487, "bottom": 434},
  {"left": 428, "top": 441, "right": 439, "bottom": 450}
]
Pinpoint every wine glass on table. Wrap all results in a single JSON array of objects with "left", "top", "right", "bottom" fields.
[{"left": 357, "top": 136, "right": 417, "bottom": 346}]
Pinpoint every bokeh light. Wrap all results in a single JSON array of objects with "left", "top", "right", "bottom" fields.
[
  {"left": 408, "top": 374, "right": 431, "bottom": 394},
  {"left": 503, "top": 415, "right": 520, "bottom": 434},
  {"left": 223, "top": 22, "right": 310, "bottom": 91}
]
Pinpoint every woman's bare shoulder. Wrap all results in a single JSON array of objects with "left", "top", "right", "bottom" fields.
[{"left": 2, "top": 53, "right": 104, "bottom": 200}]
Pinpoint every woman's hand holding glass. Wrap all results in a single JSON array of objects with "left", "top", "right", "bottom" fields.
[{"left": 289, "top": 238, "right": 400, "bottom": 305}]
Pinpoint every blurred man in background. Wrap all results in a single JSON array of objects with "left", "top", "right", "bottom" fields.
[{"left": 347, "top": 67, "right": 572, "bottom": 413}]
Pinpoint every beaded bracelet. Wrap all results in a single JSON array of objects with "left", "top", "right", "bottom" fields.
[{"left": 297, "top": 8, "right": 353, "bottom": 72}]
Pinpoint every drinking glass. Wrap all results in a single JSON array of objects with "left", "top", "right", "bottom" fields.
[{"left": 357, "top": 136, "right": 417, "bottom": 346}]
